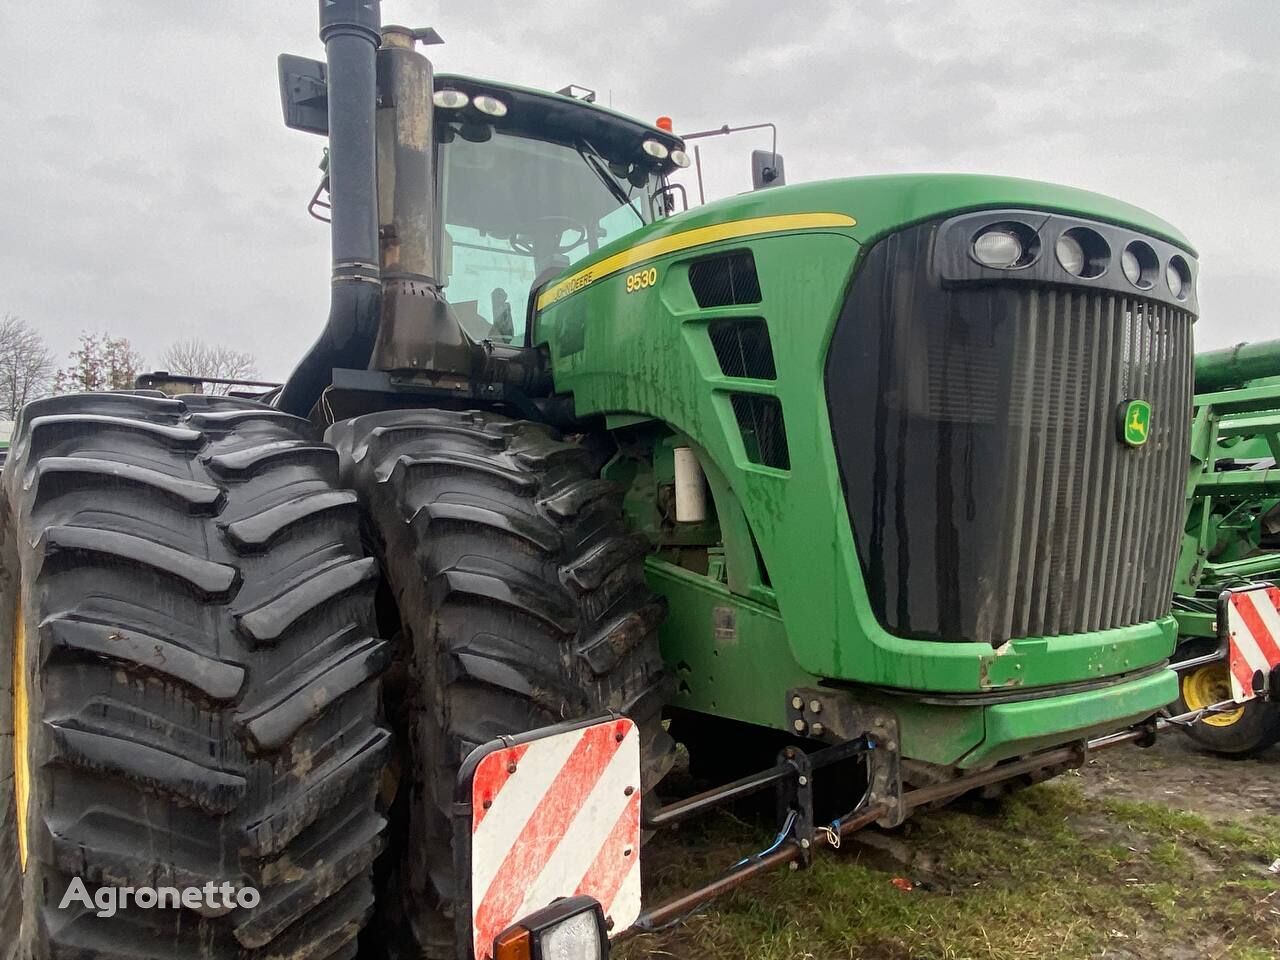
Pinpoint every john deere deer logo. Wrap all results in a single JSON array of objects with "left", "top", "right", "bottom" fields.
[{"left": 1119, "top": 399, "right": 1151, "bottom": 447}]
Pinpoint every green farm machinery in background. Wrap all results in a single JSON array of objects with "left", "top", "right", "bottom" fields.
[{"left": 1172, "top": 341, "right": 1280, "bottom": 754}]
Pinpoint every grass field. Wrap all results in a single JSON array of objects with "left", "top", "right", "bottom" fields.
[{"left": 618, "top": 738, "right": 1280, "bottom": 960}]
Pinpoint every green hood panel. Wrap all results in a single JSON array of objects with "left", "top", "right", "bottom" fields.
[{"left": 540, "top": 172, "right": 1192, "bottom": 300}]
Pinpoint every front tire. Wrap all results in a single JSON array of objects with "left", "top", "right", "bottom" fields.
[
  {"left": 1, "top": 392, "right": 391, "bottom": 959},
  {"left": 329, "top": 409, "right": 673, "bottom": 958}
]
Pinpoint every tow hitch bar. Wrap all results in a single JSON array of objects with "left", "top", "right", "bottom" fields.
[{"left": 623, "top": 699, "right": 1237, "bottom": 936}]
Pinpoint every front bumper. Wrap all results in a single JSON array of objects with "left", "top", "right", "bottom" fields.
[
  {"left": 966, "top": 666, "right": 1177, "bottom": 766},
  {"left": 853, "top": 666, "right": 1179, "bottom": 768}
]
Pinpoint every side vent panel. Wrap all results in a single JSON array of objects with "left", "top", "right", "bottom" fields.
[
  {"left": 709, "top": 319, "right": 777, "bottom": 380},
  {"left": 688, "top": 251, "right": 762, "bottom": 308},
  {"left": 730, "top": 394, "right": 790, "bottom": 470}
]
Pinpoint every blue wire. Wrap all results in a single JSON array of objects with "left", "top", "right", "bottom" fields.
[{"left": 731, "top": 808, "right": 798, "bottom": 870}]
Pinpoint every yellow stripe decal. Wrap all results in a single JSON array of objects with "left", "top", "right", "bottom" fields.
[{"left": 535, "top": 212, "right": 856, "bottom": 312}]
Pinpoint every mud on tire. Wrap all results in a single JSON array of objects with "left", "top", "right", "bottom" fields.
[
  {"left": 0, "top": 392, "right": 390, "bottom": 959},
  {"left": 329, "top": 409, "right": 674, "bottom": 958}
]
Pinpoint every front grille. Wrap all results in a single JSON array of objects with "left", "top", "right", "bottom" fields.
[{"left": 826, "top": 222, "right": 1194, "bottom": 644}]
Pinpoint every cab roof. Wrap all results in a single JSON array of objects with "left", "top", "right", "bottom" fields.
[{"left": 434, "top": 73, "right": 683, "bottom": 175}]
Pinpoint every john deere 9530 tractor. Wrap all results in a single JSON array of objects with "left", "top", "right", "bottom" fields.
[{"left": 2, "top": 2, "right": 1206, "bottom": 958}]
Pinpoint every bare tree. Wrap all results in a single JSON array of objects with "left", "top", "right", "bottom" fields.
[
  {"left": 158, "top": 339, "right": 259, "bottom": 395},
  {"left": 54, "top": 332, "right": 144, "bottom": 394},
  {"left": 0, "top": 314, "right": 55, "bottom": 419}
]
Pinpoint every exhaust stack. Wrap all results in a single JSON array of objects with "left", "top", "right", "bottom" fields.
[
  {"left": 367, "top": 26, "right": 474, "bottom": 378},
  {"left": 277, "top": 0, "right": 383, "bottom": 417}
]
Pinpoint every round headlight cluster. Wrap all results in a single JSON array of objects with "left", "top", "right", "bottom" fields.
[
  {"left": 969, "top": 221, "right": 1192, "bottom": 299},
  {"left": 971, "top": 222, "right": 1040, "bottom": 269}
]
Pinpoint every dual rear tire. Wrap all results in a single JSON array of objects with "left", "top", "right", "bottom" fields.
[{"left": 1, "top": 397, "right": 671, "bottom": 960}]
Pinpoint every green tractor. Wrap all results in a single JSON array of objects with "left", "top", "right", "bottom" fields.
[{"left": 2, "top": 2, "right": 1209, "bottom": 958}]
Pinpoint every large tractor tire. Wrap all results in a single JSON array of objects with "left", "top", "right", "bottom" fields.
[
  {"left": 1, "top": 392, "right": 391, "bottom": 959},
  {"left": 1175, "top": 642, "right": 1280, "bottom": 756},
  {"left": 329, "top": 409, "right": 673, "bottom": 958}
]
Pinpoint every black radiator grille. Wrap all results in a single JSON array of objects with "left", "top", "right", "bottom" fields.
[
  {"left": 826, "top": 223, "right": 1195, "bottom": 644},
  {"left": 986, "top": 291, "right": 1192, "bottom": 638}
]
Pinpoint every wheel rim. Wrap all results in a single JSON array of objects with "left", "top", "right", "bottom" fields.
[
  {"left": 1182, "top": 663, "right": 1244, "bottom": 727},
  {"left": 12, "top": 596, "right": 29, "bottom": 872}
]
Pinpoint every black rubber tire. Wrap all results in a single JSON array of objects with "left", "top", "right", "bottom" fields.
[
  {"left": 1175, "top": 642, "right": 1280, "bottom": 756},
  {"left": 329, "top": 409, "right": 674, "bottom": 958},
  {"left": 0, "top": 392, "right": 391, "bottom": 959}
]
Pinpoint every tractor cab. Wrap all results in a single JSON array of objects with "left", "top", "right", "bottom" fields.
[
  {"left": 431, "top": 77, "right": 685, "bottom": 342},
  {"left": 431, "top": 84, "right": 792, "bottom": 346}
]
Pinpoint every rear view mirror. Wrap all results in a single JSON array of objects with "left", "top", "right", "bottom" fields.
[
  {"left": 279, "top": 54, "right": 329, "bottom": 135},
  {"left": 752, "top": 149, "right": 785, "bottom": 189}
]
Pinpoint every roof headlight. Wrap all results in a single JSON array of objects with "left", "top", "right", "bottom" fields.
[
  {"left": 433, "top": 89, "right": 470, "bottom": 109},
  {"left": 641, "top": 138, "right": 670, "bottom": 160},
  {"left": 670, "top": 148, "right": 691, "bottom": 168},
  {"left": 472, "top": 94, "right": 508, "bottom": 118}
]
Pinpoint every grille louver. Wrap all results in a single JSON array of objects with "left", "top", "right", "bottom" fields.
[
  {"left": 731, "top": 394, "right": 790, "bottom": 470},
  {"left": 688, "top": 250, "right": 761, "bottom": 308},
  {"left": 709, "top": 319, "right": 777, "bottom": 380}
]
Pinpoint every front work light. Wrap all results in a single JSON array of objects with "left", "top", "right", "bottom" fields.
[
  {"left": 1055, "top": 233, "right": 1085, "bottom": 276},
  {"left": 670, "top": 148, "right": 691, "bottom": 168},
  {"left": 971, "top": 222, "right": 1038, "bottom": 269},
  {"left": 1121, "top": 240, "right": 1157, "bottom": 289},
  {"left": 1055, "top": 227, "right": 1110, "bottom": 278},
  {"left": 493, "top": 896, "right": 609, "bottom": 960},
  {"left": 641, "top": 138, "right": 670, "bottom": 160},
  {"left": 1166, "top": 255, "right": 1191, "bottom": 300}
]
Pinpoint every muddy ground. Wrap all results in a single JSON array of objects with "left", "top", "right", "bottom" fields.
[{"left": 618, "top": 735, "right": 1280, "bottom": 960}]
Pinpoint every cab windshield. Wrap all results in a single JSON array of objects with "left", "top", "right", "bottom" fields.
[{"left": 438, "top": 129, "right": 662, "bottom": 342}]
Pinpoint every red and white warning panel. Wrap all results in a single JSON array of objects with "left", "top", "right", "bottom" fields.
[
  {"left": 1223, "top": 585, "right": 1280, "bottom": 703},
  {"left": 469, "top": 716, "right": 642, "bottom": 960}
]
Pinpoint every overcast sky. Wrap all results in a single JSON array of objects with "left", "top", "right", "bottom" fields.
[{"left": 2, "top": 1, "right": 1277, "bottom": 381}]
